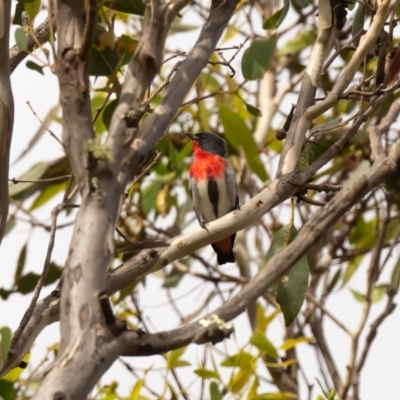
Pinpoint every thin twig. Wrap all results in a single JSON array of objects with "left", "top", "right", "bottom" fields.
[
  {"left": 26, "top": 101, "right": 64, "bottom": 147},
  {"left": 10, "top": 203, "right": 64, "bottom": 350},
  {"left": 143, "top": 61, "right": 182, "bottom": 107},
  {"left": 306, "top": 293, "right": 352, "bottom": 336},
  {"left": 124, "top": 151, "right": 162, "bottom": 196},
  {"left": 9, "top": 175, "right": 71, "bottom": 184},
  {"left": 305, "top": 183, "right": 342, "bottom": 192},
  {"left": 162, "top": 51, "right": 186, "bottom": 65},
  {"left": 297, "top": 193, "right": 326, "bottom": 206}
]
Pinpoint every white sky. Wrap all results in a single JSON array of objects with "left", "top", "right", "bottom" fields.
[{"left": 1, "top": 2, "right": 400, "bottom": 399}]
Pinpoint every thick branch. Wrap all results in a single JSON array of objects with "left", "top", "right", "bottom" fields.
[
  {"left": 56, "top": 0, "right": 97, "bottom": 195},
  {"left": 0, "top": 0, "right": 14, "bottom": 245},
  {"left": 3, "top": 144, "right": 400, "bottom": 378},
  {"left": 121, "top": 154, "right": 399, "bottom": 357},
  {"left": 106, "top": 0, "right": 185, "bottom": 173},
  {"left": 277, "top": 0, "right": 337, "bottom": 176}
]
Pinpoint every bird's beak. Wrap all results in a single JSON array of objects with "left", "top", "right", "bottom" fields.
[{"left": 186, "top": 133, "right": 198, "bottom": 141}]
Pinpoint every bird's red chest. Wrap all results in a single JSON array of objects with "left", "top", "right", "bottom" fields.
[{"left": 189, "top": 145, "right": 225, "bottom": 181}]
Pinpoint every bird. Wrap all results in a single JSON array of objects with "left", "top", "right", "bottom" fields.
[{"left": 186, "top": 132, "right": 239, "bottom": 265}]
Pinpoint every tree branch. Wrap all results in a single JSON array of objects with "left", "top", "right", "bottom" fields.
[
  {"left": 118, "top": 0, "right": 240, "bottom": 187},
  {"left": 9, "top": 10, "right": 56, "bottom": 74},
  {"left": 0, "top": 0, "right": 14, "bottom": 245},
  {"left": 277, "top": 0, "right": 392, "bottom": 176},
  {"left": 120, "top": 153, "right": 400, "bottom": 358},
  {"left": 277, "top": 0, "right": 337, "bottom": 175}
]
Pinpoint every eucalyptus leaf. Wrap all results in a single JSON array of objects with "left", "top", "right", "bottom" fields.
[
  {"left": 263, "top": 0, "right": 289, "bottom": 30},
  {"left": 241, "top": 35, "right": 277, "bottom": 80}
]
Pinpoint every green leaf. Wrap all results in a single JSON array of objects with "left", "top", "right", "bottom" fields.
[
  {"left": 247, "top": 377, "right": 259, "bottom": 400},
  {"left": 90, "top": 27, "right": 137, "bottom": 76},
  {"left": 103, "top": 0, "right": 145, "bottom": 15},
  {"left": 15, "top": 263, "right": 62, "bottom": 294},
  {"left": 171, "top": 360, "right": 191, "bottom": 368},
  {"left": 349, "top": 217, "right": 376, "bottom": 249},
  {"left": 277, "top": 248, "right": 309, "bottom": 326},
  {"left": 102, "top": 99, "right": 118, "bottom": 130},
  {"left": 9, "top": 161, "right": 49, "bottom": 197},
  {"left": 229, "top": 367, "right": 253, "bottom": 393},
  {"left": 341, "top": 255, "right": 363, "bottom": 287},
  {"left": 241, "top": 35, "right": 277, "bottom": 80},
  {"left": 115, "top": 34, "right": 138, "bottom": 65},
  {"left": 278, "top": 30, "right": 317, "bottom": 56},
  {"left": 15, "top": 27, "right": 28, "bottom": 52},
  {"left": 15, "top": 243, "right": 27, "bottom": 281},
  {"left": 26, "top": 60, "right": 44, "bottom": 74},
  {"left": 350, "top": 289, "right": 365, "bottom": 303},
  {"left": 219, "top": 106, "right": 268, "bottom": 181},
  {"left": 170, "top": 22, "right": 198, "bottom": 35},
  {"left": 209, "top": 382, "right": 222, "bottom": 400},
  {"left": 194, "top": 368, "right": 220, "bottom": 380},
  {"left": 263, "top": 0, "right": 289, "bottom": 30},
  {"left": 255, "top": 392, "right": 298, "bottom": 399},
  {"left": 352, "top": 4, "right": 365, "bottom": 45},
  {"left": 292, "top": 0, "right": 308, "bottom": 7},
  {"left": 261, "top": 225, "right": 309, "bottom": 326},
  {"left": 327, "top": 269, "right": 341, "bottom": 293},
  {"left": 221, "top": 350, "right": 254, "bottom": 368},
  {"left": 130, "top": 379, "right": 144, "bottom": 400},
  {"left": 167, "top": 347, "right": 190, "bottom": 369},
  {"left": 141, "top": 182, "right": 161, "bottom": 215},
  {"left": 391, "top": 258, "right": 400, "bottom": 290},
  {"left": 309, "top": 118, "right": 343, "bottom": 136},
  {"left": 372, "top": 284, "right": 387, "bottom": 303},
  {"left": 327, "top": 389, "right": 337, "bottom": 400},
  {"left": 90, "top": 46, "right": 119, "bottom": 76},
  {"left": 280, "top": 336, "right": 313, "bottom": 351},
  {"left": 259, "top": 224, "right": 294, "bottom": 269},
  {"left": 299, "top": 142, "right": 315, "bottom": 170},
  {"left": 24, "top": 0, "right": 41, "bottom": 19},
  {"left": 250, "top": 331, "right": 278, "bottom": 358},
  {"left": 4, "top": 218, "right": 16, "bottom": 236},
  {"left": 0, "top": 379, "right": 15, "bottom": 400},
  {"left": 256, "top": 302, "right": 269, "bottom": 333},
  {"left": 0, "top": 327, "right": 12, "bottom": 368},
  {"left": 30, "top": 181, "right": 66, "bottom": 210},
  {"left": 245, "top": 102, "right": 262, "bottom": 117}
]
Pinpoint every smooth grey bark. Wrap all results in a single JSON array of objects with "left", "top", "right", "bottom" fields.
[{"left": 0, "top": 0, "right": 14, "bottom": 245}]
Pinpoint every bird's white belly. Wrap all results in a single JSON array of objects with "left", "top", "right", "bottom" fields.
[{"left": 194, "top": 177, "right": 233, "bottom": 222}]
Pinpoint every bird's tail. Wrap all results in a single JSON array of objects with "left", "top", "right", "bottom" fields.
[{"left": 211, "top": 234, "right": 236, "bottom": 265}]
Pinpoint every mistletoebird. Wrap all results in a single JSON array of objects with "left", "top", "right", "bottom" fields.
[{"left": 186, "top": 132, "right": 239, "bottom": 265}]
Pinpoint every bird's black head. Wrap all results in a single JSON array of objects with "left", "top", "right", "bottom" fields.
[{"left": 186, "top": 132, "right": 227, "bottom": 158}]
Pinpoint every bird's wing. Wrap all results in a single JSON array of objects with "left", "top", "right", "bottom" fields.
[{"left": 224, "top": 164, "right": 239, "bottom": 211}]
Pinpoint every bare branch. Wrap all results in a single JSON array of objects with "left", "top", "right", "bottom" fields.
[
  {"left": 10, "top": 204, "right": 64, "bottom": 351},
  {"left": 369, "top": 99, "right": 400, "bottom": 160},
  {"left": 356, "top": 288, "right": 397, "bottom": 373},
  {"left": 0, "top": 0, "right": 14, "bottom": 245},
  {"left": 306, "top": 293, "right": 352, "bottom": 336},
  {"left": 277, "top": 0, "right": 338, "bottom": 175}
]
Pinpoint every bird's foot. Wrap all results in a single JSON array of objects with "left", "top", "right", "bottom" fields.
[{"left": 200, "top": 220, "right": 210, "bottom": 233}]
